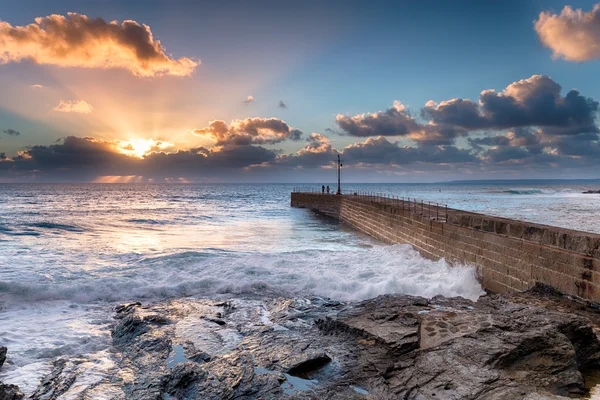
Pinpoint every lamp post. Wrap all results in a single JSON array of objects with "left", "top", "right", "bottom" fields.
[{"left": 336, "top": 154, "right": 342, "bottom": 195}]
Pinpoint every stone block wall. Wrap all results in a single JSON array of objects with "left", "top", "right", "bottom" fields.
[{"left": 291, "top": 193, "right": 600, "bottom": 302}]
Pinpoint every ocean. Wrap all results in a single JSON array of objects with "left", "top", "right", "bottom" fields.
[{"left": 1, "top": 181, "right": 599, "bottom": 394}]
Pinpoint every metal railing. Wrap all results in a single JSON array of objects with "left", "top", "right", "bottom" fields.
[{"left": 292, "top": 188, "right": 448, "bottom": 222}]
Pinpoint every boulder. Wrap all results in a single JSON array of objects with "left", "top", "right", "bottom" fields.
[
  {"left": 0, "top": 383, "right": 24, "bottom": 400},
  {"left": 0, "top": 346, "right": 6, "bottom": 368}
]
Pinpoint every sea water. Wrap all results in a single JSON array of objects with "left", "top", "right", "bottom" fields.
[{"left": 0, "top": 181, "right": 599, "bottom": 393}]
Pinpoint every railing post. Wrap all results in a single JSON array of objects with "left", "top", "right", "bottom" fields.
[
  {"left": 436, "top": 203, "right": 439, "bottom": 220},
  {"left": 445, "top": 205, "right": 448, "bottom": 222}
]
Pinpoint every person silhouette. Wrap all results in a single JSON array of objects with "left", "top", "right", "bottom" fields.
[
  {"left": 326, "top": 185, "right": 330, "bottom": 194},
  {"left": 322, "top": 185, "right": 325, "bottom": 194}
]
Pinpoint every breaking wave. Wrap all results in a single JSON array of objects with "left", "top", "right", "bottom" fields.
[{"left": 0, "top": 245, "right": 484, "bottom": 305}]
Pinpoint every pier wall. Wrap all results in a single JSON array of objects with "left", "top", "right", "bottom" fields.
[{"left": 291, "top": 193, "right": 600, "bottom": 302}]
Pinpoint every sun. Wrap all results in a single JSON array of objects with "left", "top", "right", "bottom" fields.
[{"left": 117, "top": 139, "right": 173, "bottom": 158}]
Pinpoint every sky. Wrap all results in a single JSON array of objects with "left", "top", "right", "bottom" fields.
[{"left": 1, "top": 0, "right": 600, "bottom": 183}]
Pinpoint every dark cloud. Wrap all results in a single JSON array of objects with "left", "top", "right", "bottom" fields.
[
  {"left": 275, "top": 134, "right": 338, "bottom": 168},
  {"left": 278, "top": 100, "right": 287, "bottom": 109},
  {"left": 335, "top": 101, "right": 420, "bottom": 137},
  {"left": 480, "top": 146, "right": 533, "bottom": 163},
  {"left": 3, "top": 129, "right": 20, "bottom": 136},
  {"left": 289, "top": 129, "right": 303, "bottom": 141},
  {"left": 342, "top": 136, "right": 477, "bottom": 165},
  {"left": 0, "top": 13, "right": 198, "bottom": 77},
  {"left": 0, "top": 136, "right": 279, "bottom": 180},
  {"left": 324, "top": 127, "right": 341, "bottom": 135},
  {"left": 423, "top": 75, "right": 599, "bottom": 135},
  {"left": 335, "top": 102, "right": 466, "bottom": 145},
  {"left": 193, "top": 117, "right": 303, "bottom": 146}
]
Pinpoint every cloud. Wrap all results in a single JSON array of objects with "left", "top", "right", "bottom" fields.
[
  {"left": 535, "top": 4, "right": 600, "bottom": 62},
  {"left": 54, "top": 100, "right": 93, "bottom": 114},
  {"left": 0, "top": 136, "right": 279, "bottom": 179},
  {"left": 335, "top": 101, "right": 466, "bottom": 145},
  {"left": 0, "top": 12, "right": 198, "bottom": 77},
  {"left": 278, "top": 100, "right": 287, "bottom": 109},
  {"left": 3, "top": 128, "right": 20, "bottom": 136},
  {"left": 422, "top": 75, "right": 599, "bottom": 135},
  {"left": 193, "top": 117, "right": 303, "bottom": 145},
  {"left": 31, "top": 84, "right": 43, "bottom": 88},
  {"left": 243, "top": 95, "right": 254, "bottom": 105},
  {"left": 0, "top": 153, "right": 6, "bottom": 160},
  {"left": 273, "top": 134, "right": 476, "bottom": 169},
  {"left": 342, "top": 136, "right": 477, "bottom": 165},
  {"left": 274, "top": 133, "right": 338, "bottom": 168},
  {"left": 336, "top": 101, "right": 420, "bottom": 137}
]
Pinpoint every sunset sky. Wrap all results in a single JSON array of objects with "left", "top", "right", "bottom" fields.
[{"left": 1, "top": 0, "right": 600, "bottom": 182}]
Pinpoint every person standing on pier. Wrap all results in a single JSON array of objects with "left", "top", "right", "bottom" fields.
[{"left": 322, "top": 185, "right": 325, "bottom": 194}]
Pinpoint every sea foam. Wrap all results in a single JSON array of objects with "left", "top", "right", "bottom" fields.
[{"left": 0, "top": 244, "right": 484, "bottom": 305}]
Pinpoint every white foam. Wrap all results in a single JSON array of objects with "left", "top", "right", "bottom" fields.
[{"left": 0, "top": 244, "right": 483, "bottom": 305}]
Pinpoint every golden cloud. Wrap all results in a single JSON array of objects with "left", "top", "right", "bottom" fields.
[
  {"left": 535, "top": 4, "right": 600, "bottom": 62},
  {"left": 54, "top": 100, "right": 93, "bottom": 114},
  {"left": 0, "top": 12, "right": 199, "bottom": 77},
  {"left": 193, "top": 117, "right": 303, "bottom": 145}
]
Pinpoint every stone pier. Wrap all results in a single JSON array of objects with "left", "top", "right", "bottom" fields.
[{"left": 291, "top": 192, "right": 600, "bottom": 302}]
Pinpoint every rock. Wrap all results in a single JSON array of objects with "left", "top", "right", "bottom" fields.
[
  {"left": 0, "top": 346, "right": 6, "bottom": 368},
  {"left": 205, "top": 317, "right": 226, "bottom": 326},
  {"left": 287, "top": 353, "right": 332, "bottom": 378},
  {"left": 317, "top": 293, "right": 600, "bottom": 399},
  {"left": 115, "top": 302, "right": 142, "bottom": 316},
  {"left": 583, "top": 190, "right": 600, "bottom": 194},
  {"left": 30, "top": 359, "right": 78, "bottom": 400},
  {"left": 112, "top": 314, "right": 149, "bottom": 346},
  {"left": 18, "top": 292, "right": 600, "bottom": 399},
  {"left": 0, "top": 383, "right": 24, "bottom": 400}
]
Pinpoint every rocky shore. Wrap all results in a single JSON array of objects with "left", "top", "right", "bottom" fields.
[{"left": 3, "top": 285, "right": 600, "bottom": 399}]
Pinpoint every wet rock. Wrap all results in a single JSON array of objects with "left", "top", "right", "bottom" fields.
[
  {"left": 30, "top": 359, "right": 77, "bottom": 400},
  {"left": 583, "top": 190, "right": 600, "bottom": 194},
  {"left": 18, "top": 292, "right": 600, "bottom": 399},
  {"left": 0, "top": 346, "right": 6, "bottom": 368},
  {"left": 112, "top": 314, "right": 149, "bottom": 346},
  {"left": 206, "top": 317, "right": 226, "bottom": 326},
  {"left": 115, "top": 301, "right": 142, "bottom": 316},
  {"left": 0, "top": 383, "right": 24, "bottom": 400},
  {"left": 318, "top": 293, "right": 600, "bottom": 399},
  {"left": 287, "top": 353, "right": 332, "bottom": 378},
  {"left": 143, "top": 313, "right": 171, "bottom": 325},
  {"left": 162, "top": 362, "right": 206, "bottom": 395}
]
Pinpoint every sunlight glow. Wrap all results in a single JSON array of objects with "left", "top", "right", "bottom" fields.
[
  {"left": 92, "top": 175, "right": 145, "bottom": 183},
  {"left": 117, "top": 139, "right": 173, "bottom": 158}
]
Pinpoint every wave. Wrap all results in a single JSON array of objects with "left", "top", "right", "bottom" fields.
[
  {"left": 0, "top": 224, "right": 12, "bottom": 232},
  {"left": 0, "top": 245, "right": 484, "bottom": 305},
  {"left": 125, "top": 218, "right": 170, "bottom": 225},
  {"left": 503, "top": 189, "right": 545, "bottom": 195},
  {"left": 29, "top": 222, "right": 86, "bottom": 232}
]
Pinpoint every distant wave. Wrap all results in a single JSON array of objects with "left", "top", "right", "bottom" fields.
[
  {"left": 501, "top": 188, "right": 578, "bottom": 195},
  {"left": 503, "top": 189, "right": 545, "bottom": 195}
]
